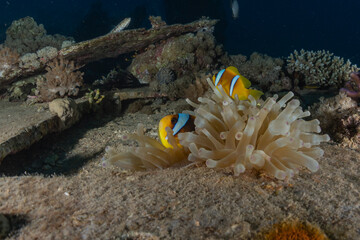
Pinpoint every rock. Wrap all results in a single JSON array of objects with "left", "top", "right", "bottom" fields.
[{"left": 49, "top": 98, "right": 80, "bottom": 129}]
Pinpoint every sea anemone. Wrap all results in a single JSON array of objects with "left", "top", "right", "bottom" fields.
[
  {"left": 178, "top": 78, "right": 330, "bottom": 180},
  {"left": 102, "top": 124, "right": 188, "bottom": 170}
]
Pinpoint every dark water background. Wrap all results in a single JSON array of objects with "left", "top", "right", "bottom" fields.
[{"left": 0, "top": 0, "right": 359, "bottom": 64}]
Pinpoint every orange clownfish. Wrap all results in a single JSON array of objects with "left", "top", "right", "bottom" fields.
[
  {"left": 212, "top": 66, "right": 263, "bottom": 100},
  {"left": 159, "top": 113, "right": 195, "bottom": 148}
]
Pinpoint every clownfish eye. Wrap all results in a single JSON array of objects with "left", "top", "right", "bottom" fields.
[{"left": 171, "top": 117, "right": 177, "bottom": 125}]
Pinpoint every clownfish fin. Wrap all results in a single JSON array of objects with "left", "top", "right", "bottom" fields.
[
  {"left": 238, "top": 74, "right": 252, "bottom": 89},
  {"left": 248, "top": 89, "right": 264, "bottom": 100},
  {"left": 226, "top": 66, "right": 241, "bottom": 76}
]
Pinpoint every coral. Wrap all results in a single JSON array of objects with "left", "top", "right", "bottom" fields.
[
  {"left": 286, "top": 49, "right": 358, "bottom": 88},
  {"left": 36, "top": 56, "right": 84, "bottom": 102},
  {"left": 128, "top": 29, "right": 224, "bottom": 84},
  {"left": 340, "top": 71, "right": 360, "bottom": 99},
  {"left": 0, "top": 46, "right": 20, "bottom": 78},
  {"left": 4, "top": 16, "right": 73, "bottom": 55},
  {"left": 149, "top": 16, "right": 167, "bottom": 29},
  {"left": 19, "top": 53, "right": 40, "bottom": 69},
  {"left": 156, "top": 67, "right": 177, "bottom": 85},
  {"left": 310, "top": 92, "right": 360, "bottom": 149},
  {"left": 36, "top": 46, "right": 59, "bottom": 63},
  {"left": 260, "top": 219, "right": 328, "bottom": 240},
  {"left": 8, "top": 76, "right": 37, "bottom": 101},
  {"left": 128, "top": 29, "right": 223, "bottom": 101},
  {"left": 229, "top": 52, "right": 284, "bottom": 89},
  {"left": 178, "top": 78, "right": 330, "bottom": 180},
  {"left": 102, "top": 124, "right": 188, "bottom": 170},
  {"left": 153, "top": 72, "right": 210, "bottom": 102}
]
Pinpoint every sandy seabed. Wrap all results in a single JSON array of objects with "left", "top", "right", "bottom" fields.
[{"left": 0, "top": 100, "right": 359, "bottom": 240}]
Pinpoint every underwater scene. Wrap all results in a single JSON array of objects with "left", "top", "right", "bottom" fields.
[{"left": 0, "top": 0, "right": 359, "bottom": 239}]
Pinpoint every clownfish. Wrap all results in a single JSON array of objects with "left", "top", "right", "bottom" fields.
[
  {"left": 159, "top": 113, "right": 195, "bottom": 148},
  {"left": 213, "top": 66, "right": 263, "bottom": 100}
]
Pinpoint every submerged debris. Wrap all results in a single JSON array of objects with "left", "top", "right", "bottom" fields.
[{"left": 0, "top": 17, "right": 218, "bottom": 90}]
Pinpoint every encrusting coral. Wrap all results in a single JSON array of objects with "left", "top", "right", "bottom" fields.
[
  {"left": 36, "top": 56, "right": 84, "bottom": 102},
  {"left": 102, "top": 124, "right": 189, "bottom": 170},
  {"left": 178, "top": 78, "right": 330, "bottom": 180}
]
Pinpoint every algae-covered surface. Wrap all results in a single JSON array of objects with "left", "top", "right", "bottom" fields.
[{"left": 0, "top": 100, "right": 359, "bottom": 239}]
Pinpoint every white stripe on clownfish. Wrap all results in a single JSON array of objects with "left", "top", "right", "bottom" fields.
[
  {"left": 214, "top": 69, "right": 226, "bottom": 86},
  {"left": 165, "top": 113, "right": 190, "bottom": 139},
  {"left": 229, "top": 75, "right": 240, "bottom": 96}
]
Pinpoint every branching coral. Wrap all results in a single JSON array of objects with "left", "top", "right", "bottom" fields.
[
  {"left": 37, "top": 56, "right": 84, "bottom": 102},
  {"left": 178, "top": 79, "right": 330, "bottom": 180},
  {"left": 287, "top": 49, "right": 358, "bottom": 88},
  {"left": 102, "top": 124, "right": 188, "bottom": 170}
]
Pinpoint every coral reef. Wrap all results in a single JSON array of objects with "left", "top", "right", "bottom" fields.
[
  {"left": 0, "top": 46, "right": 20, "bottom": 78},
  {"left": 155, "top": 67, "right": 177, "bottom": 85},
  {"left": 36, "top": 56, "right": 84, "bottom": 102},
  {"left": 128, "top": 29, "right": 225, "bottom": 85},
  {"left": 1, "top": 17, "right": 217, "bottom": 89},
  {"left": 259, "top": 219, "right": 328, "bottom": 240},
  {"left": 154, "top": 72, "right": 211, "bottom": 102},
  {"left": 128, "top": 28, "right": 225, "bottom": 101},
  {"left": 8, "top": 76, "right": 37, "bottom": 101},
  {"left": 178, "top": 79, "right": 330, "bottom": 180},
  {"left": 310, "top": 92, "right": 360, "bottom": 149},
  {"left": 102, "top": 124, "right": 188, "bottom": 170},
  {"left": 228, "top": 52, "right": 285, "bottom": 90},
  {"left": 340, "top": 71, "right": 360, "bottom": 99},
  {"left": 4, "top": 16, "right": 72, "bottom": 55},
  {"left": 287, "top": 49, "right": 358, "bottom": 88}
]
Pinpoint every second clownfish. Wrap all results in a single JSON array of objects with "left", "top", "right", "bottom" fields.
[
  {"left": 158, "top": 113, "right": 195, "bottom": 149},
  {"left": 213, "top": 66, "right": 263, "bottom": 100}
]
